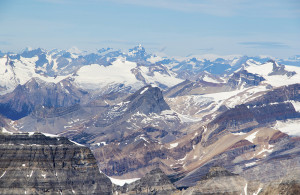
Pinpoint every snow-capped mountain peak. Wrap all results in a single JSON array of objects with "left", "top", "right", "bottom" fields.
[
  {"left": 127, "top": 44, "right": 147, "bottom": 58},
  {"left": 67, "top": 46, "right": 82, "bottom": 55}
]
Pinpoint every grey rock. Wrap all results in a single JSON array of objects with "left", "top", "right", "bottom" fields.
[
  {"left": 0, "top": 132, "right": 112, "bottom": 195},
  {"left": 182, "top": 167, "right": 262, "bottom": 195},
  {"left": 0, "top": 78, "right": 89, "bottom": 120},
  {"left": 115, "top": 168, "right": 176, "bottom": 195}
]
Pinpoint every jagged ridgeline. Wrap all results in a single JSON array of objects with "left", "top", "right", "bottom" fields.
[{"left": 0, "top": 132, "right": 112, "bottom": 194}]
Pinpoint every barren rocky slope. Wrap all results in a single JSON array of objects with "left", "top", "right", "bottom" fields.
[{"left": 0, "top": 132, "right": 112, "bottom": 194}]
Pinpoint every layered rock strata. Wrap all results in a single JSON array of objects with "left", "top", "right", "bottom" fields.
[{"left": 0, "top": 132, "right": 112, "bottom": 195}]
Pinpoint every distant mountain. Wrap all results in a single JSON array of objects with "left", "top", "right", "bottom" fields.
[
  {"left": 61, "top": 85, "right": 186, "bottom": 145},
  {"left": 1, "top": 46, "right": 299, "bottom": 95},
  {"left": 164, "top": 69, "right": 265, "bottom": 98},
  {"left": 227, "top": 70, "right": 265, "bottom": 89},
  {"left": 0, "top": 77, "right": 88, "bottom": 120},
  {"left": 242, "top": 59, "right": 300, "bottom": 87},
  {"left": 72, "top": 57, "right": 183, "bottom": 94}
]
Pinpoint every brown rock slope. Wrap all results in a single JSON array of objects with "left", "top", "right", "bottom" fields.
[{"left": 181, "top": 166, "right": 263, "bottom": 195}]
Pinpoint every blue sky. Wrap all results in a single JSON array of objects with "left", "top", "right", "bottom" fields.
[{"left": 0, "top": 0, "right": 299, "bottom": 58}]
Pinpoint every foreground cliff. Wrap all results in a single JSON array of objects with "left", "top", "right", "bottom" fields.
[{"left": 0, "top": 132, "right": 112, "bottom": 195}]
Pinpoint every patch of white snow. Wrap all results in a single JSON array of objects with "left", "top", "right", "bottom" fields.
[
  {"left": 245, "top": 131, "right": 259, "bottom": 143},
  {"left": 169, "top": 143, "right": 178, "bottom": 149},
  {"left": 108, "top": 176, "right": 140, "bottom": 186},
  {"left": 140, "top": 87, "right": 148, "bottom": 95},
  {"left": 0, "top": 171, "right": 6, "bottom": 179},
  {"left": 273, "top": 119, "right": 300, "bottom": 136}
]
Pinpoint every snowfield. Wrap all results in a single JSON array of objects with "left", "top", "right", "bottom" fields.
[
  {"left": 0, "top": 55, "right": 69, "bottom": 94},
  {"left": 73, "top": 57, "right": 183, "bottom": 91},
  {"left": 245, "top": 60, "right": 300, "bottom": 87},
  {"left": 74, "top": 58, "right": 142, "bottom": 90}
]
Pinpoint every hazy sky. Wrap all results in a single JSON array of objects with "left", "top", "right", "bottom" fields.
[{"left": 0, "top": 0, "right": 299, "bottom": 58}]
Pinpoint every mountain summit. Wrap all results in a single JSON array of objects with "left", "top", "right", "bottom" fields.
[{"left": 125, "top": 85, "right": 170, "bottom": 115}]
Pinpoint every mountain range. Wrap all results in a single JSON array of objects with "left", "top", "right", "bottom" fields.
[{"left": 0, "top": 46, "right": 300, "bottom": 194}]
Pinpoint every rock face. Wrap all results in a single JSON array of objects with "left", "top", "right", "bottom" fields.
[
  {"left": 0, "top": 132, "right": 112, "bottom": 195},
  {"left": 164, "top": 79, "right": 228, "bottom": 98},
  {"left": 267, "top": 59, "right": 296, "bottom": 77},
  {"left": 124, "top": 85, "right": 170, "bottom": 115},
  {"left": 204, "top": 83, "right": 300, "bottom": 147},
  {"left": 0, "top": 78, "right": 88, "bottom": 120},
  {"left": 115, "top": 168, "right": 176, "bottom": 195},
  {"left": 182, "top": 167, "right": 262, "bottom": 195},
  {"left": 201, "top": 166, "right": 237, "bottom": 179},
  {"left": 227, "top": 70, "right": 265, "bottom": 89},
  {"left": 260, "top": 180, "right": 300, "bottom": 195},
  {"left": 65, "top": 85, "right": 184, "bottom": 144},
  {"left": 94, "top": 85, "right": 171, "bottom": 128},
  {"left": 94, "top": 130, "right": 177, "bottom": 178}
]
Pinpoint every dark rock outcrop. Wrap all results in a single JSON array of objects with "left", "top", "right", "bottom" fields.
[
  {"left": 124, "top": 85, "right": 170, "bottom": 114},
  {"left": 0, "top": 132, "right": 112, "bottom": 194},
  {"left": 201, "top": 166, "right": 237, "bottom": 179},
  {"left": 115, "top": 168, "right": 176, "bottom": 195},
  {"left": 227, "top": 70, "right": 265, "bottom": 89},
  {"left": 267, "top": 59, "right": 296, "bottom": 77}
]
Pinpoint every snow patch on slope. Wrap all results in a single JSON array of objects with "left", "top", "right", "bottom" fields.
[
  {"left": 108, "top": 176, "right": 140, "bottom": 186},
  {"left": 42, "top": 133, "right": 59, "bottom": 138},
  {"left": 69, "top": 140, "right": 85, "bottom": 147},
  {"left": 245, "top": 61, "right": 274, "bottom": 76},
  {"left": 140, "top": 87, "right": 148, "bottom": 94},
  {"left": 139, "top": 66, "right": 183, "bottom": 88},
  {"left": 273, "top": 119, "right": 300, "bottom": 136},
  {"left": 169, "top": 142, "right": 178, "bottom": 149},
  {"left": 202, "top": 90, "right": 242, "bottom": 102},
  {"left": 202, "top": 75, "right": 220, "bottom": 83},
  {"left": 245, "top": 131, "right": 258, "bottom": 143},
  {"left": 290, "top": 100, "right": 300, "bottom": 112}
]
